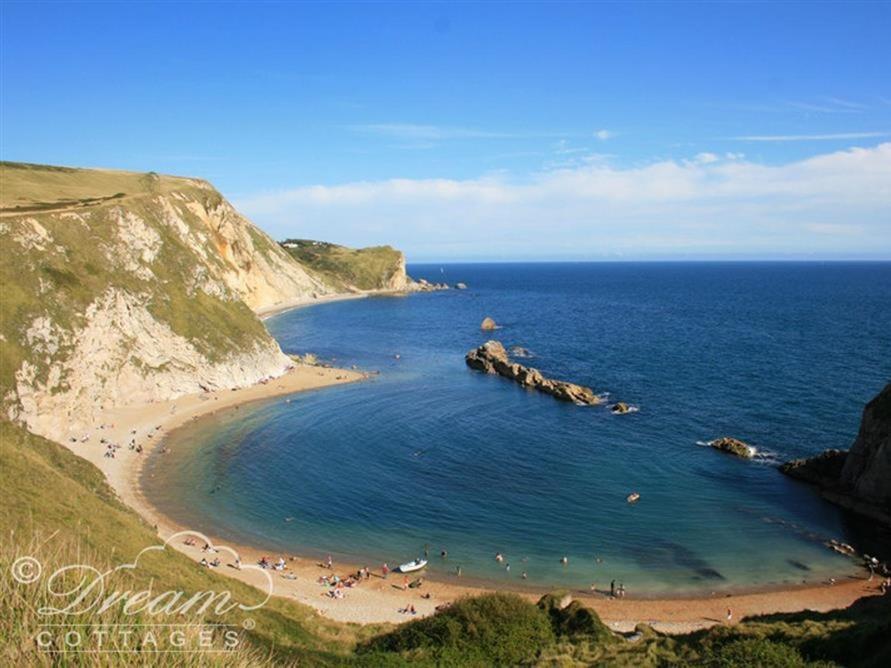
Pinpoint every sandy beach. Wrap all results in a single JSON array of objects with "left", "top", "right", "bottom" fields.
[
  {"left": 255, "top": 291, "right": 369, "bottom": 319},
  {"left": 52, "top": 352, "right": 880, "bottom": 632},
  {"left": 256, "top": 287, "right": 417, "bottom": 320}
]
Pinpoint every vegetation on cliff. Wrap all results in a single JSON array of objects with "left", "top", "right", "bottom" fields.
[
  {"left": 0, "top": 162, "right": 327, "bottom": 437},
  {"left": 280, "top": 238, "right": 408, "bottom": 292}
]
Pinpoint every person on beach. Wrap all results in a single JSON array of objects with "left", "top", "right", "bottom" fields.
[
  {"left": 234, "top": 557, "right": 241, "bottom": 570},
  {"left": 610, "top": 580, "right": 616, "bottom": 597},
  {"left": 726, "top": 608, "right": 733, "bottom": 623},
  {"left": 456, "top": 565, "right": 462, "bottom": 577},
  {"left": 402, "top": 575, "right": 409, "bottom": 590},
  {"left": 326, "top": 554, "right": 333, "bottom": 569},
  {"left": 382, "top": 563, "right": 390, "bottom": 578}
]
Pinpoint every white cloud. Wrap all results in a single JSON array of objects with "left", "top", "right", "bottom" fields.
[
  {"left": 732, "top": 132, "right": 888, "bottom": 142},
  {"left": 594, "top": 129, "right": 614, "bottom": 140},
  {"left": 238, "top": 143, "right": 891, "bottom": 259},
  {"left": 693, "top": 152, "right": 720, "bottom": 164}
]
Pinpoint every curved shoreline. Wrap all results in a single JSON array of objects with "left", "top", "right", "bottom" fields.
[
  {"left": 57, "top": 364, "right": 880, "bottom": 631},
  {"left": 145, "top": 409, "right": 867, "bottom": 604},
  {"left": 52, "top": 302, "right": 879, "bottom": 630}
]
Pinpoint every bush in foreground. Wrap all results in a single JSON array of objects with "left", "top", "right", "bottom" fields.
[
  {"left": 358, "top": 592, "right": 555, "bottom": 665},
  {"left": 703, "top": 638, "right": 835, "bottom": 668}
]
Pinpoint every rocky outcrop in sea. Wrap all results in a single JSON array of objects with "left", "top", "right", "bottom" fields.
[
  {"left": 709, "top": 436, "right": 755, "bottom": 459},
  {"left": 465, "top": 340, "right": 601, "bottom": 405},
  {"left": 411, "top": 278, "right": 450, "bottom": 292},
  {"left": 780, "top": 382, "right": 891, "bottom": 525}
]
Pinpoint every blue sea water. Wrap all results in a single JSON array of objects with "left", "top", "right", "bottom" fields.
[{"left": 143, "top": 262, "right": 891, "bottom": 594}]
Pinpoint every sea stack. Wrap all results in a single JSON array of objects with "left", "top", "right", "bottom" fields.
[
  {"left": 465, "top": 340, "right": 601, "bottom": 406},
  {"left": 481, "top": 316, "right": 498, "bottom": 331}
]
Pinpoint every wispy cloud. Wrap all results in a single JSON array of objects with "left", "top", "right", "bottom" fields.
[
  {"left": 823, "top": 97, "right": 868, "bottom": 111},
  {"left": 787, "top": 97, "right": 868, "bottom": 114},
  {"left": 238, "top": 143, "right": 891, "bottom": 259},
  {"left": 731, "top": 98, "right": 870, "bottom": 115},
  {"left": 731, "top": 132, "right": 888, "bottom": 142},
  {"left": 349, "top": 123, "right": 515, "bottom": 141}
]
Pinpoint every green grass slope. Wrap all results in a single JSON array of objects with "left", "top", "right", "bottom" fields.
[
  {"left": 0, "top": 420, "right": 384, "bottom": 665},
  {"left": 0, "top": 161, "right": 183, "bottom": 212},
  {"left": 281, "top": 239, "right": 406, "bottom": 291}
]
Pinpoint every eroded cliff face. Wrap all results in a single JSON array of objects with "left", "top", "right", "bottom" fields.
[
  {"left": 840, "top": 383, "right": 891, "bottom": 508},
  {"left": 0, "top": 163, "right": 330, "bottom": 441},
  {"left": 781, "top": 382, "right": 891, "bottom": 524},
  {"left": 182, "top": 193, "right": 328, "bottom": 310},
  {"left": 384, "top": 252, "right": 412, "bottom": 291}
]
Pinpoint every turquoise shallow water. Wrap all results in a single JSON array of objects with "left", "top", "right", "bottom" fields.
[{"left": 143, "top": 262, "right": 891, "bottom": 595}]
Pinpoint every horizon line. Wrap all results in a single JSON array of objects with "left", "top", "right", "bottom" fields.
[{"left": 404, "top": 257, "right": 891, "bottom": 265}]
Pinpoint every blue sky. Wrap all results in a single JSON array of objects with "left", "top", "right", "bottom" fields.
[{"left": 2, "top": 1, "right": 889, "bottom": 260}]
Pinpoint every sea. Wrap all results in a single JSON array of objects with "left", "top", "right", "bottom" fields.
[{"left": 143, "top": 262, "right": 891, "bottom": 595}]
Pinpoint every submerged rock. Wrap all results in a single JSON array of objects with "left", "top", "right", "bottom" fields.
[
  {"left": 611, "top": 402, "right": 632, "bottom": 414},
  {"left": 480, "top": 316, "right": 498, "bottom": 331},
  {"left": 709, "top": 437, "right": 755, "bottom": 458},
  {"left": 465, "top": 340, "right": 601, "bottom": 406}
]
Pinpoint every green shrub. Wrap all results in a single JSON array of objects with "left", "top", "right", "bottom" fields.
[
  {"left": 359, "top": 593, "right": 555, "bottom": 665},
  {"left": 703, "top": 638, "right": 811, "bottom": 667},
  {"left": 537, "top": 592, "right": 616, "bottom": 643}
]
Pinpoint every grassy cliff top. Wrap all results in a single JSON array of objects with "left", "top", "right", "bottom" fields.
[
  {"left": 0, "top": 161, "right": 207, "bottom": 213},
  {"left": 280, "top": 238, "right": 404, "bottom": 291}
]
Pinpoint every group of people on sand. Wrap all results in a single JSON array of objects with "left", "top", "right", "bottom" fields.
[
  {"left": 609, "top": 580, "right": 627, "bottom": 598},
  {"left": 866, "top": 556, "right": 891, "bottom": 593},
  {"left": 259, "top": 556, "right": 288, "bottom": 571},
  {"left": 192, "top": 540, "right": 223, "bottom": 569},
  {"left": 317, "top": 567, "right": 372, "bottom": 599},
  {"left": 401, "top": 575, "right": 425, "bottom": 590},
  {"left": 76, "top": 422, "right": 163, "bottom": 458}
]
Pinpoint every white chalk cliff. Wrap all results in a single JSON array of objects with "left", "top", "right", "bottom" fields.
[{"left": 0, "top": 163, "right": 355, "bottom": 441}]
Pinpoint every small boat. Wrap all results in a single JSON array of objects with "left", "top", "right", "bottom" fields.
[
  {"left": 398, "top": 559, "right": 428, "bottom": 573},
  {"left": 626, "top": 492, "right": 640, "bottom": 504}
]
